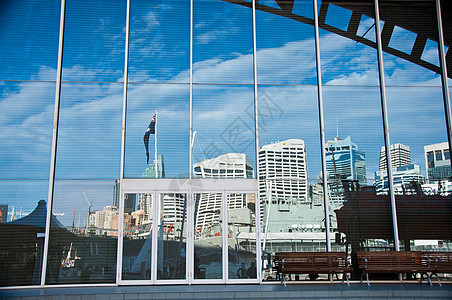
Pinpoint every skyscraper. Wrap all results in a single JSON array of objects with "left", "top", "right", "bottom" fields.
[
  {"left": 424, "top": 142, "right": 452, "bottom": 181},
  {"left": 325, "top": 136, "right": 366, "bottom": 206},
  {"left": 325, "top": 136, "right": 366, "bottom": 182},
  {"left": 137, "top": 155, "right": 166, "bottom": 218},
  {"left": 143, "top": 154, "right": 165, "bottom": 178},
  {"left": 379, "top": 143, "right": 411, "bottom": 171},
  {"left": 374, "top": 164, "right": 424, "bottom": 194},
  {"left": 193, "top": 153, "right": 254, "bottom": 179},
  {"left": 113, "top": 180, "right": 136, "bottom": 214},
  {"left": 258, "top": 139, "right": 309, "bottom": 205},
  {"left": 193, "top": 153, "right": 253, "bottom": 233}
]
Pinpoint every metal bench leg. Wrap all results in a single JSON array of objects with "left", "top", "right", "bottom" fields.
[
  {"left": 341, "top": 272, "right": 350, "bottom": 286},
  {"left": 431, "top": 273, "right": 442, "bottom": 287},
  {"left": 360, "top": 270, "right": 369, "bottom": 286}
]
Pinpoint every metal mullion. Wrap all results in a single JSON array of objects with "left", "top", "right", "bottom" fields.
[
  {"left": 313, "top": 0, "right": 331, "bottom": 252},
  {"left": 436, "top": 0, "right": 452, "bottom": 161},
  {"left": 41, "top": 0, "right": 66, "bottom": 286},
  {"left": 151, "top": 191, "right": 158, "bottom": 283},
  {"left": 222, "top": 190, "right": 228, "bottom": 283},
  {"left": 374, "top": 0, "right": 400, "bottom": 251},
  {"left": 117, "top": 0, "right": 131, "bottom": 285},
  {"left": 189, "top": 0, "right": 194, "bottom": 284},
  {"left": 187, "top": 191, "right": 194, "bottom": 284},
  {"left": 251, "top": 0, "right": 262, "bottom": 283}
]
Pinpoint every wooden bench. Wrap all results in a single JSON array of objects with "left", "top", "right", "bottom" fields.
[
  {"left": 274, "top": 252, "right": 352, "bottom": 286},
  {"left": 421, "top": 251, "right": 452, "bottom": 286},
  {"left": 356, "top": 251, "right": 436, "bottom": 286}
]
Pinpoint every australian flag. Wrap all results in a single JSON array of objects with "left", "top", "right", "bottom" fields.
[{"left": 144, "top": 114, "right": 156, "bottom": 164}]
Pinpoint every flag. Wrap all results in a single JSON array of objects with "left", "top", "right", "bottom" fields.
[{"left": 144, "top": 114, "right": 156, "bottom": 164}]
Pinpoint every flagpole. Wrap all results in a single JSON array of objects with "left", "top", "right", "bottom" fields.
[{"left": 155, "top": 110, "right": 158, "bottom": 178}]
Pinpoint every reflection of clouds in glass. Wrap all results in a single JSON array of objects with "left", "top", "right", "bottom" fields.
[
  {"left": 420, "top": 39, "right": 445, "bottom": 67},
  {"left": 388, "top": 26, "right": 417, "bottom": 55},
  {"left": 56, "top": 83, "right": 123, "bottom": 179},
  {"left": 196, "top": 28, "right": 238, "bottom": 45},
  {"left": 356, "top": 16, "right": 384, "bottom": 43},
  {"left": 0, "top": 78, "right": 55, "bottom": 179},
  {"left": 324, "top": 4, "right": 353, "bottom": 32}
]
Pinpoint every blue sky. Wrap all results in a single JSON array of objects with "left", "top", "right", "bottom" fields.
[{"left": 0, "top": 0, "right": 449, "bottom": 224}]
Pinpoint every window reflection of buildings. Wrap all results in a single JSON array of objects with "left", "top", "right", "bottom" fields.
[
  {"left": 193, "top": 153, "right": 254, "bottom": 239},
  {"left": 425, "top": 142, "right": 452, "bottom": 182},
  {"left": 325, "top": 136, "right": 366, "bottom": 207}
]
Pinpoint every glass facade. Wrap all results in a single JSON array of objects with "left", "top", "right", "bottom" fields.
[{"left": 0, "top": 0, "right": 451, "bottom": 287}]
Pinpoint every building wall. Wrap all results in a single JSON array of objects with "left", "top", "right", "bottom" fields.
[{"left": 0, "top": 0, "right": 451, "bottom": 287}]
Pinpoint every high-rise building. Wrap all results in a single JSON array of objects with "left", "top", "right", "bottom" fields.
[
  {"left": 193, "top": 153, "right": 254, "bottom": 179},
  {"left": 325, "top": 136, "right": 366, "bottom": 182},
  {"left": 193, "top": 153, "right": 253, "bottom": 234},
  {"left": 374, "top": 164, "right": 424, "bottom": 194},
  {"left": 424, "top": 142, "right": 452, "bottom": 181},
  {"left": 113, "top": 180, "right": 136, "bottom": 214},
  {"left": 143, "top": 154, "right": 165, "bottom": 178},
  {"left": 325, "top": 136, "right": 366, "bottom": 206},
  {"left": 137, "top": 155, "right": 166, "bottom": 219},
  {"left": 258, "top": 139, "right": 309, "bottom": 204},
  {"left": 379, "top": 143, "right": 411, "bottom": 171}
]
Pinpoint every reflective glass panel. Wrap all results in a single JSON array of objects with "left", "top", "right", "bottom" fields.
[
  {"left": 379, "top": 0, "right": 441, "bottom": 86},
  {"left": 55, "top": 83, "right": 122, "bottom": 179},
  {"left": 46, "top": 180, "right": 117, "bottom": 284},
  {"left": 125, "top": 84, "right": 190, "bottom": 179},
  {"left": 0, "top": 81, "right": 55, "bottom": 179},
  {"left": 194, "top": 193, "right": 223, "bottom": 279},
  {"left": 0, "top": 0, "right": 60, "bottom": 81},
  {"left": 61, "top": 0, "right": 126, "bottom": 82},
  {"left": 122, "top": 193, "right": 153, "bottom": 280},
  {"left": 256, "top": 1, "right": 323, "bottom": 281},
  {"left": 256, "top": 0, "right": 316, "bottom": 84},
  {"left": 0, "top": 180, "right": 49, "bottom": 286},
  {"left": 192, "top": 85, "right": 255, "bottom": 178},
  {"left": 193, "top": 0, "right": 253, "bottom": 84},
  {"left": 227, "top": 193, "right": 256, "bottom": 280},
  {"left": 323, "top": 85, "right": 393, "bottom": 270},
  {"left": 380, "top": 1, "right": 452, "bottom": 266},
  {"left": 128, "top": 0, "right": 190, "bottom": 83},
  {"left": 386, "top": 86, "right": 451, "bottom": 253},
  {"left": 157, "top": 193, "right": 187, "bottom": 280}
]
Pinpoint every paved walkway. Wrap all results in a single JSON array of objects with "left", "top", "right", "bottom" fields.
[{"left": 1, "top": 283, "right": 451, "bottom": 299}]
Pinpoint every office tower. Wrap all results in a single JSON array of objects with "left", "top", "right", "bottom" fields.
[
  {"left": 136, "top": 155, "right": 166, "bottom": 219},
  {"left": 379, "top": 143, "right": 411, "bottom": 171},
  {"left": 113, "top": 180, "right": 136, "bottom": 214},
  {"left": 143, "top": 154, "right": 165, "bottom": 178},
  {"left": 325, "top": 136, "right": 366, "bottom": 206},
  {"left": 137, "top": 194, "right": 153, "bottom": 218},
  {"left": 424, "top": 142, "right": 452, "bottom": 181},
  {"left": 193, "top": 153, "right": 253, "bottom": 233},
  {"left": 374, "top": 164, "right": 424, "bottom": 194},
  {"left": 193, "top": 153, "right": 254, "bottom": 179},
  {"left": 258, "top": 139, "right": 309, "bottom": 204},
  {"left": 325, "top": 136, "right": 366, "bottom": 182}
]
